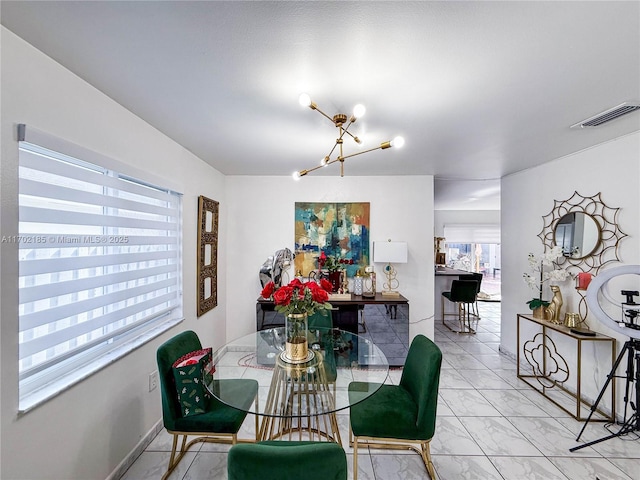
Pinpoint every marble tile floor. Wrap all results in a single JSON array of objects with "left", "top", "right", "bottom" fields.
[{"left": 120, "top": 302, "right": 639, "bottom": 480}]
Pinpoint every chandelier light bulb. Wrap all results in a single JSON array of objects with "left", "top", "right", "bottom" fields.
[
  {"left": 391, "top": 136, "right": 405, "bottom": 148},
  {"left": 321, "top": 156, "right": 330, "bottom": 166},
  {"left": 292, "top": 171, "right": 301, "bottom": 180},
  {"left": 298, "top": 93, "right": 312, "bottom": 108},
  {"left": 353, "top": 104, "right": 366, "bottom": 119}
]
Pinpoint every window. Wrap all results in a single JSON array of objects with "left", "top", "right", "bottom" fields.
[
  {"left": 17, "top": 126, "right": 182, "bottom": 410},
  {"left": 443, "top": 224, "right": 501, "bottom": 295}
]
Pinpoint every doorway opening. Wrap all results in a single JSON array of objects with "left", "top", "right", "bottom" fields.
[{"left": 445, "top": 242, "right": 501, "bottom": 297}]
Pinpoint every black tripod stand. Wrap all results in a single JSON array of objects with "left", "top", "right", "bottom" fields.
[{"left": 570, "top": 338, "right": 640, "bottom": 452}]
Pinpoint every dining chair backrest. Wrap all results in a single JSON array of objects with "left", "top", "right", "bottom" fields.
[
  {"left": 307, "top": 311, "right": 337, "bottom": 382},
  {"left": 399, "top": 334, "right": 443, "bottom": 438},
  {"left": 308, "top": 310, "right": 332, "bottom": 330},
  {"left": 228, "top": 441, "right": 347, "bottom": 480},
  {"left": 156, "top": 330, "right": 202, "bottom": 431},
  {"left": 449, "top": 279, "right": 479, "bottom": 303},
  {"left": 459, "top": 273, "right": 483, "bottom": 294}
]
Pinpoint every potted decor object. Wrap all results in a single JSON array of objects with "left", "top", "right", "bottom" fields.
[
  {"left": 260, "top": 278, "right": 333, "bottom": 362},
  {"left": 523, "top": 246, "right": 570, "bottom": 321},
  {"left": 526, "top": 298, "right": 550, "bottom": 320},
  {"left": 317, "top": 252, "right": 354, "bottom": 292}
]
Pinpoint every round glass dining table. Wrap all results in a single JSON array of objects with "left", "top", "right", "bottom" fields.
[{"left": 204, "top": 327, "right": 389, "bottom": 443}]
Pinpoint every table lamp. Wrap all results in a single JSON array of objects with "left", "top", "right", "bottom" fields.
[{"left": 373, "top": 240, "right": 408, "bottom": 297}]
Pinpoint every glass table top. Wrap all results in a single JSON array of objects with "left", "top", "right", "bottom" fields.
[{"left": 204, "top": 327, "right": 389, "bottom": 417}]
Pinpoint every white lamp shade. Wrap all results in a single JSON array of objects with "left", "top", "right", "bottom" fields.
[{"left": 373, "top": 241, "right": 408, "bottom": 264}]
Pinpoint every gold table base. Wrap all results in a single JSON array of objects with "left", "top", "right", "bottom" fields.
[{"left": 259, "top": 350, "right": 342, "bottom": 445}]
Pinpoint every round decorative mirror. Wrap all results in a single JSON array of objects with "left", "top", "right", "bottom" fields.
[
  {"left": 553, "top": 212, "right": 601, "bottom": 259},
  {"left": 538, "top": 192, "right": 627, "bottom": 274}
]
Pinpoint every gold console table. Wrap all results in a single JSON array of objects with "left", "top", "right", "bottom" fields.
[{"left": 516, "top": 313, "right": 616, "bottom": 421}]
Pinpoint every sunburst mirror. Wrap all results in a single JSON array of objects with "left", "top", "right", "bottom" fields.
[{"left": 537, "top": 191, "right": 627, "bottom": 274}]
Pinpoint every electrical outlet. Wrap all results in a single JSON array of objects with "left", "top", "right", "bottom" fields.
[{"left": 148, "top": 371, "right": 159, "bottom": 392}]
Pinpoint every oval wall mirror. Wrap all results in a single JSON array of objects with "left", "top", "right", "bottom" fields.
[{"left": 553, "top": 212, "right": 601, "bottom": 259}]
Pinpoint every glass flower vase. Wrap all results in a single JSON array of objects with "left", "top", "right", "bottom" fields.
[{"left": 284, "top": 313, "right": 309, "bottom": 362}]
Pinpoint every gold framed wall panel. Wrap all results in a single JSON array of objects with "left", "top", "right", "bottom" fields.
[{"left": 197, "top": 195, "right": 219, "bottom": 316}]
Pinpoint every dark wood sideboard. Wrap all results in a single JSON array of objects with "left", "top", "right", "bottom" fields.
[{"left": 256, "top": 293, "right": 410, "bottom": 366}]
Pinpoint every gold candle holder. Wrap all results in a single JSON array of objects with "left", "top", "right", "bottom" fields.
[{"left": 564, "top": 312, "right": 580, "bottom": 328}]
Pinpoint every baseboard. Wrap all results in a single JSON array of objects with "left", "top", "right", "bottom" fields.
[
  {"left": 106, "top": 418, "right": 164, "bottom": 480},
  {"left": 498, "top": 345, "right": 516, "bottom": 361}
]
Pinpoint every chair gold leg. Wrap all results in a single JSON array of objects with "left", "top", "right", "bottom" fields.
[
  {"left": 422, "top": 441, "right": 436, "bottom": 479},
  {"left": 161, "top": 429, "right": 241, "bottom": 478},
  {"left": 353, "top": 435, "right": 359, "bottom": 480},
  {"left": 162, "top": 434, "right": 179, "bottom": 480},
  {"left": 162, "top": 434, "right": 188, "bottom": 480},
  {"left": 353, "top": 436, "right": 436, "bottom": 479},
  {"left": 254, "top": 391, "right": 260, "bottom": 441}
]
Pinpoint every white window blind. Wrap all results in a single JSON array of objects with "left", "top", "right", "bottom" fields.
[
  {"left": 17, "top": 127, "right": 182, "bottom": 407},
  {"left": 443, "top": 224, "right": 501, "bottom": 244}
]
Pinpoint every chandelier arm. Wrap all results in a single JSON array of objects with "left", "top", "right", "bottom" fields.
[
  {"left": 298, "top": 164, "right": 326, "bottom": 177},
  {"left": 325, "top": 141, "right": 340, "bottom": 160},
  {"left": 340, "top": 119, "right": 361, "bottom": 143},
  {"left": 342, "top": 129, "right": 359, "bottom": 143},
  {"left": 311, "top": 105, "right": 337, "bottom": 124},
  {"left": 298, "top": 154, "right": 342, "bottom": 176},
  {"left": 299, "top": 141, "right": 391, "bottom": 175},
  {"left": 323, "top": 123, "right": 349, "bottom": 162},
  {"left": 339, "top": 127, "right": 345, "bottom": 177},
  {"left": 339, "top": 143, "right": 388, "bottom": 161},
  {"left": 335, "top": 122, "right": 350, "bottom": 142}
]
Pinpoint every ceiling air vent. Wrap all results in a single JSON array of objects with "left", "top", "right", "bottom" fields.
[{"left": 571, "top": 102, "right": 640, "bottom": 128}]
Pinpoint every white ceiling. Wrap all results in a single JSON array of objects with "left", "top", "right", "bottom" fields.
[{"left": 2, "top": 1, "right": 639, "bottom": 210}]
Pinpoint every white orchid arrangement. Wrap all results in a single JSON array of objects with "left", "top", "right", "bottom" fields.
[{"left": 523, "top": 245, "right": 570, "bottom": 310}]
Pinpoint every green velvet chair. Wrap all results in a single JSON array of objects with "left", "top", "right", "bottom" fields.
[
  {"left": 228, "top": 441, "right": 348, "bottom": 480},
  {"left": 308, "top": 310, "right": 332, "bottom": 331},
  {"left": 348, "top": 334, "right": 442, "bottom": 480},
  {"left": 156, "top": 330, "right": 259, "bottom": 480},
  {"left": 307, "top": 311, "right": 337, "bottom": 387}
]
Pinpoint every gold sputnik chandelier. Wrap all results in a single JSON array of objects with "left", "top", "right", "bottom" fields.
[{"left": 292, "top": 93, "right": 404, "bottom": 180}]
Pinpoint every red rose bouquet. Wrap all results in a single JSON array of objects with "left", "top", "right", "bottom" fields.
[{"left": 261, "top": 278, "right": 333, "bottom": 316}]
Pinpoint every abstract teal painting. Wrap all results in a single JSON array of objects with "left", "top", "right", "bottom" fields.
[{"left": 294, "top": 202, "right": 370, "bottom": 277}]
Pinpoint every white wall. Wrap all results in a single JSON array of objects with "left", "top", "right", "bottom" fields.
[
  {"left": 225, "top": 176, "right": 435, "bottom": 342},
  {"left": 1, "top": 27, "right": 229, "bottom": 480},
  {"left": 501, "top": 131, "right": 640, "bottom": 412}
]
